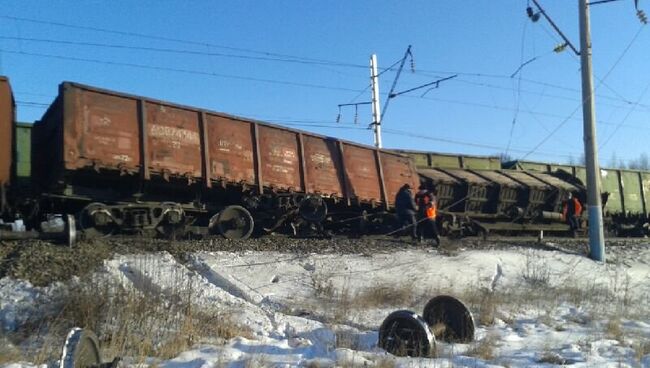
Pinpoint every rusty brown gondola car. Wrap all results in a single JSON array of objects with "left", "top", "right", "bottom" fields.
[
  {"left": 0, "top": 77, "right": 15, "bottom": 216},
  {"left": 29, "top": 81, "right": 419, "bottom": 238}
]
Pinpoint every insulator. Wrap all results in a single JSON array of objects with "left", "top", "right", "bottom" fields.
[
  {"left": 354, "top": 105, "right": 359, "bottom": 124},
  {"left": 638, "top": 10, "right": 648, "bottom": 24},
  {"left": 526, "top": 6, "right": 534, "bottom": 18},
  {"left": 336, "top": 113, "right": 341, "bottom": 123}
]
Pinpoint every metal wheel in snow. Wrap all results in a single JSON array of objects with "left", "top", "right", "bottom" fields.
[
  {"left": 378, "top": 310, "right": 436, "bottom": 358},
  {"left": 422, "top": 295, "right": 475, "bottom": 343},
  {"left": 59, "top": 328, "right": 102, "bottom": 368}
]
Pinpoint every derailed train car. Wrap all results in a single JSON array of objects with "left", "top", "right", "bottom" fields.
[
  {"left": 505, "top": 160, "right": 650, "bottom": 236},
  {"left": 398, "top": 150, "right": 585, "bottom": 236},
  {"left": 20, "top": 80, "right": 419, "bottom": 238}
]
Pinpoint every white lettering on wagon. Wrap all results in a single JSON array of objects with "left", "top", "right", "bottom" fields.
[{"left": 149, "top": 124, "right": 200, "bottom": 146}]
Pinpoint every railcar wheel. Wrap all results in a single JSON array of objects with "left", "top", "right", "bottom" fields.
[
  {"left": 422, "top": 295, "right": 475, "bottom": 343},
  {"left": 159, "top": 202, "right": 186, "bottom": 239},
  {"left": 59, "top": 328, "right": 102, "bottom": 368},
  {"left": 378, "top": 310, "right": 436, "bottom": 358},
  {"left": 65, "top": 214, "right": 77, "bottom": 247},
  {"left": 79, "top": 203, "right": 116, "bottom": 238},
  {"left": 298, "top": 195, "right": 328, "bottom": 223},
  {"left": 210, "top": 205, "right": 254, "bottom": 240}
]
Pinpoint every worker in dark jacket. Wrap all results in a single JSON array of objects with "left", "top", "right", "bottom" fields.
[
  {"left": 395, "top": 183, "right": 418, "bottom": 240},
  {"left": 415, "top": 184, "right": 441, "bottom": 246},
  {"left": 563, "top": 192, "right": 582, "bottom": 233}
]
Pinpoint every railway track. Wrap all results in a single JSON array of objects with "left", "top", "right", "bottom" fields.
[{"left": 1, "top": 234, "right": 647, "bottom": 288}]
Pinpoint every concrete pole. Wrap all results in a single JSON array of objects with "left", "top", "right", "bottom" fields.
[
  {"left": 370, "top": 54, "right": 382, "bottom": 148},
  {"left": 579, "top": 0, "right": 605, "bottom": 262}
]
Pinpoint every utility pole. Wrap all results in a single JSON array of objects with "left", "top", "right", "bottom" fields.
[
  {"left": 370, "top": 54, "right": 382, "bottom": 148},
  {"left": 579, "top": 0, "right": 605, "bottom": 262}
]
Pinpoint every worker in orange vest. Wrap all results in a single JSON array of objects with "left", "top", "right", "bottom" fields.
[
  {"left": 415, "top": 184, "right": 441, "bottom": 247},
  {"left": 563, "top": 192, "right": 582, "bottom": 233}
]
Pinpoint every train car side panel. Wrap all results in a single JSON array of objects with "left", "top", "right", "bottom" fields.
[
  {"left": 15, "top": 123, "right": 31, "bottom": 184},
  {"left": 463, "top": 157, "right": 500, "bottom": 170},
  {"left": 0, "top": 77, "right": 14, "bottom": 188},
  {"left": 258, "top": 125, "right": 301, "bottom": 191},
  {"left": 64, "top": 86, "right": 141, "bottom": 173},
  {"left": 621, "top": 171, "right": 644, "bottom": 214},
  {"left": 206, "top": 114, "right": 256, "bottom": 184},
  {"left": 302, "top": 136, "right": 344, "bottom": 196},
  {"left": 342, "top": 145, "right": 381, "bottom": 202},
  {"left": 408, "top": 152, "right": 430, "bottom": 167},
  {"left": 601, "top": 169, "right": 622, "bottom": 215},
  {"left": 641, "top": 172, "right": 650, "bottom": 216},
  {"left": 380, "top": 152, "right": 419, "bottom": 205},
  {"left": 145, "top": 102, "right": 202, "bottom": 178}
]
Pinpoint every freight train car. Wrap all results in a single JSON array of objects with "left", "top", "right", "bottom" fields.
[
  {"left": 393, "top": 149, "right": 501, "bottom": 170},
  {"left": 416, "top": 167, "right": 582, "bottom": 236},
  {"left": 0, "top": 76, "right": 15, "bottom": 217},
  {"left": 19, "top": 80, "right": 418, "bottom": 239},
  {"left": 394, "top": 150, "right": 586, "bottom": 236},
  {"left": 505, "top": 160, "right": 650, "bottom": 235}
]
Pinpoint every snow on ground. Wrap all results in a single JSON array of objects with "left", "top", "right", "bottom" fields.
[{"left": 1, "top": 241, "right": 650, "bottom": 367}]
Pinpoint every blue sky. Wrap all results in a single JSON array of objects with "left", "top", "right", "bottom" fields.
[{"left": 1, "top": 1, "right": 648, "bottom": 165}]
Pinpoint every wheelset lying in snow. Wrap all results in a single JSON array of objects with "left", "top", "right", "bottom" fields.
[
  {"left": 377, "top": 294, "right": 475, "bottom": 358},
  {"left": 59, "top": 328, "right": 120, "bottom": 368}
]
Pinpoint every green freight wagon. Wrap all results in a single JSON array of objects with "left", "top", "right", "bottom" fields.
[
  {"left": 505, "top": 159, "right": 650, "bottom": 235},
  {"left": 14, "top": 122, "right": 31, "bottom": 185},
  {"left": 394, "top": 149, "right": 501, "bottom": 170}
]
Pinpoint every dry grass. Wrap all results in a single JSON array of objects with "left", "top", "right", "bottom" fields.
[
  {"left": 467, "top": 333, "right": 497, "bottom": 360},
  {"left": 335, "top": 330, "right": 360, "bottom": 350},
  {"left": 522, "top": 251, "right": 551, "bottom": 287},
  {"left": 0, "top": 338, "right": 23, "bottom": 364},
  {"left": 605, "top": 318, "right": 624, "bottom": 343},
  {"left": 462, "top": 287, "right": 499, "bottom": 326},
  {"left": 243, "top": 354, "right": 271, "bottom": 368},
  {"left": 373, "top": 356, "right": 398, "bottom": 368},
  {"left": 351, "top": 285, "right": 414, "bottom": 309},
  {"left": 633, "top": 340, "right": 650, "bottom": 362},
  {"left": 537, "top": 351, "right": 566, "bottom": 365},
  {"left": 310, "top": 271, "right": 335, "bottom": 299},
  {"left": 10, "top": 272, "right": 252, "bottom": 364},
  {"left": 313, "top": 281, "right": 417, "bottom": 325}
]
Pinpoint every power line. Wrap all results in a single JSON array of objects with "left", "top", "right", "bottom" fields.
[
  {"left": 0, "top": 17, "right": 410, "bottom": 76},
  {"left": 381, "top": 128, "right": 583, "bottom": 159},
  {"left": 396, "top": 88, "right": 646, "bottom": 130},
  {"left": 0, "top": 49, "right": 366, "bottom": 93},
  {"left": 599, "top": 78, "right": 650, "bottom": 150},
  {"left": 5, "top": 17, "right": 643, "bottom": 108},
  {"left": 415, "top": 69, "right": 646, "bottom": 107},
  {"left": 0, "top": 15, "right": 362, "bottom": 66},
  {"left": 0, "top": 35, "right": 369, "bottom": 70},
  {"left": 452, "top": 77, "right": 650, "bottom": 111},
  {"left": 506, "top": 18, "right": 530, "bottom": 156},
  {"left": 519, "top": 21, "right": 646, "bottom": 160}
]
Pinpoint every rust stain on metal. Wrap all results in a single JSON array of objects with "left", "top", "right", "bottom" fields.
[
  {"left": 303, "top": 136, "right": 344, "bottom": 196},
  {"left": 0, "top": 77, "right": 13, "bottom": 186},
  {"left": 199, "top": 112, "right": 211, "bottom": 188},
  {"left": 206, "top": 114, "right": 256, "bottom": 184},
  {"left": 257, "top": 126, "right": 300, "bottom": 190},
  {"left": 146, "top": 102, "right": 202, "bottom": 178},
  {"left": 66, "top": 88, "right": 140, "bottom": 172},
  {"left": 380, "top": 152, "right": 419, "bottom": 205},
  {"left": 342, "top": 145, "right": 381, "bottom": 202}
]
